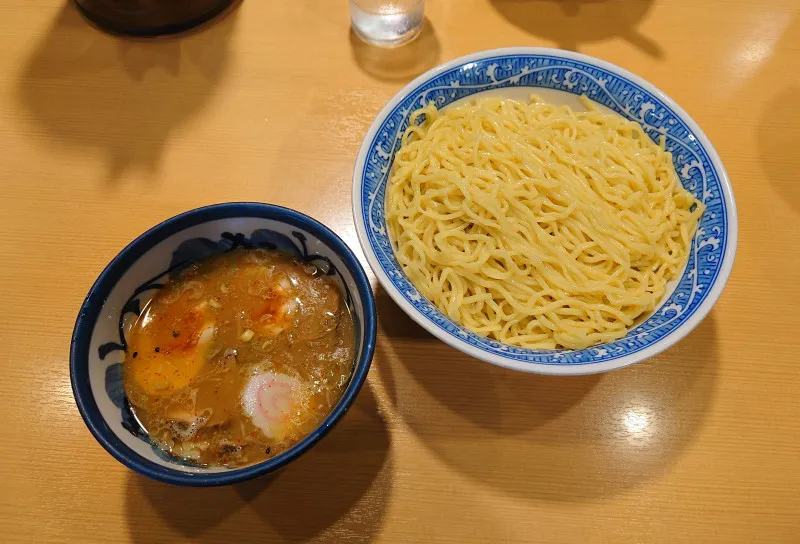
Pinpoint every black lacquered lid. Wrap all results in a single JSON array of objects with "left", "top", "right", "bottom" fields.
[{"left": 74, "top": 0, "right": 235, "bottom": 36}]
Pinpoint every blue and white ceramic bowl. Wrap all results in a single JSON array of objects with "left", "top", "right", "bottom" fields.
[
  {"left": 71, "top": 203, "right": 377, "bottom": 486},
  {"left": 353, "top": 47, "right": 737, "bottom": 375}
]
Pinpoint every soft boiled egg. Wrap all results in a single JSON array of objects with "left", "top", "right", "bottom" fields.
[{"left": 127, "top": 301, "right": 216, "bottom": 397}]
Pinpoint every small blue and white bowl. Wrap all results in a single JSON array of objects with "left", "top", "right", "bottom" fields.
[
  {"left": 71, "top": 203, "right": 377, "bottom": 486},
  {"left": 353, "top": 47, "right": 737, "bottom": 375}
]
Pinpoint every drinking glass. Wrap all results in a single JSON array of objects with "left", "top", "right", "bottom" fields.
[{"left": 349, "top": 0, "right": 425, "bottom": 47}]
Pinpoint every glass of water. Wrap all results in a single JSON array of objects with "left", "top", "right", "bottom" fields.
[{"left": 349, "top": 0, "right": 425, "bottom": 47}]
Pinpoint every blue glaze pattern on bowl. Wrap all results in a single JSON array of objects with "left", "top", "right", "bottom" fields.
[
  {"left": 353, "top": 48, "right": 737, "bottom": 374},
  {"left": 71, "top": 203, "right": 377, "bottom": 486}
]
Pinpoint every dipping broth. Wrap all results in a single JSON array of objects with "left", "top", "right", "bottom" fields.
[{"left": 123, "top": 249, "right": 355, "bottom": 468}]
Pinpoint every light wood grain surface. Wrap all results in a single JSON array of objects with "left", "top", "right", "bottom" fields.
[{"left": 1, "top": 0, "right": 799, "bottom": 542}]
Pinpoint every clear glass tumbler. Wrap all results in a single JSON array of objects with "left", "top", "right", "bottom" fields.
[{"left": 349, "top": 0, "right": 425, "bottom": 47}]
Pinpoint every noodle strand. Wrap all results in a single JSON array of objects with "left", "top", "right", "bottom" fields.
[{"left": 385, "top": 96, "right": 704, "bottom": 350}]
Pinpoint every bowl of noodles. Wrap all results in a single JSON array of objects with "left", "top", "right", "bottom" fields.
[{"left": 352, "top": 48, "right": 737, "bottom": 375}]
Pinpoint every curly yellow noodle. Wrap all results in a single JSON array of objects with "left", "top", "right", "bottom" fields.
[{"left": 385, "top": 95, "right": 704, "bottom": 350}]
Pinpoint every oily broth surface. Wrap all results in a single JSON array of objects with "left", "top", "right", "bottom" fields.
[{"left": 123, "top": 249, "right": 355, "bottom": 468}]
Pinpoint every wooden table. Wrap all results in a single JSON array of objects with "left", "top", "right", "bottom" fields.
[{"left": 2, "top": 0, "right": 799, "bottom": 542}]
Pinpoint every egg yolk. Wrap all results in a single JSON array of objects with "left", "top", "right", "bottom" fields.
[{"left": 127, "top": 303, "right": 215, "bottom": 397}]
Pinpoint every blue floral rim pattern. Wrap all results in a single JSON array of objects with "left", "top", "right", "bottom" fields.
[
  {"left": 358, "top": 52, "right": 732, "bottom": 366},
  {"left": 70, "top": 203, "right": 377, "bottom": 486}
]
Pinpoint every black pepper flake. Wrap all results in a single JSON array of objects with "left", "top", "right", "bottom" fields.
[
  {"left": 265, "top": 446, "right": 271, "bottom": 455},
  {"left": 154, "top": 347, "right": 160, "bottom": 353},
  {"left": 172, "top": 330, "right": 179, "bottom": 337},
  {"left": 132, "top": 352, "right": 138, "bottom": 358}
]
